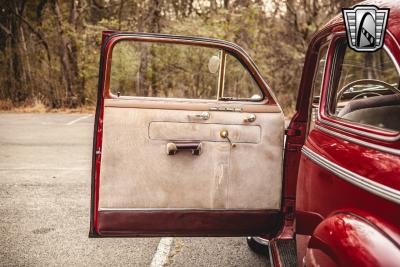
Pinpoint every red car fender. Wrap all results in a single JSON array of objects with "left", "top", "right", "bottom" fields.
[{"left": 304, "top": 212, "right": 400, "bottom": 267}]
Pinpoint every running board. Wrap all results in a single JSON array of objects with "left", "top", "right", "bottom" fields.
[{"left": 270, "top": 239, "right": 297, "bottom": 267}]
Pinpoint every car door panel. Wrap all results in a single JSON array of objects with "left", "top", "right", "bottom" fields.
[
  {"left": 97, "top": 102, "right": 284, "bottom": 235},
  {"left": 94, "top": 100, "right": 284, "bottom": 235},
  {"left": 100, "top": 100, "right": 284, "bottom": 210},
  {"left": 91, "top": 33, "right": 285, "bottom": 237}
]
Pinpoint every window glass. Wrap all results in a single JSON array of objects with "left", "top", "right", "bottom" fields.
[
  {"left": 312, "top": 46, "right": 328, "bottom": 106},
  {"left": 309, "top": 45, "right": 328, "bottom": 132},
  {"left": 330, "top": 41, "right": 400, "bottom": 131},
  {"left": 110, "top": 41, "right": 264, "bottom": 101},
  {"left": 110, "top": 41, "right": 219, "bottom": 99},
  {"left": 223, "top": 54, "right": 262, "bottom": 100}
]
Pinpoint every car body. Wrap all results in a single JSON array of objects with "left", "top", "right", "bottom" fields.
[{"left": 89, "top": 0, "right": 400, "bottom": 266}]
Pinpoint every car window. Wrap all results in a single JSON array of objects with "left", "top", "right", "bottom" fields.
[
  {"left": 223, "top": 54, "right": 263, "bottom": 101},
  {"left": 329, "top": 41, "right": 400, "bottom": 131},
  {"left": 110, "top": 41, "right": 263, "bottom": 101},
  {"left": 110, "top": 41, "right": 219, "bottom": 99},
  {"left": 309, "top": 44, "right": 328, "bottom": 132}
]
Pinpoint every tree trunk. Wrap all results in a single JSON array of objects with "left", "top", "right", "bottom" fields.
[
  {"left": 53, "top": 0, "right": 84, "bottom": 107},
  {"left": 69, "top": 0, "right": 85, "bottom": 105},
  {"left": 148, "top": 0, "right": 162, "bottom": 96},
  {"left": 137, "top": 6, "right": 148, "bottom": 96},
  {"left": 53, "top": 0, "right": 74, "bottom": 106},
  {"left": 19, "top": 22, "right": 33, "bottom": 98},
  {"left": 9, "top": 1, "right": 27, "bottom": 103}
]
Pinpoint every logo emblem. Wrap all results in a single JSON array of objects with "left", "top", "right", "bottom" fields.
[{"left": 343, "top": 5, "right": 389, "bottom": 52}]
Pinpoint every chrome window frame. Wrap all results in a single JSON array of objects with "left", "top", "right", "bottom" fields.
[{"left": 318, "top": 32, "right": 400, "bottom": 142}]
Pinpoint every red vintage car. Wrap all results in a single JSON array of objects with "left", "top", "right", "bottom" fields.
[{"left": 89, "top": 0, "right": 400, "bottom": 266}]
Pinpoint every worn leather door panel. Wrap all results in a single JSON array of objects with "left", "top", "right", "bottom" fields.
[
  {"left": 149, "top": 121, "right": 261, "bottom": 143},
  {"left": 99, "top": 103, "right": 284, "bottom": 210}
]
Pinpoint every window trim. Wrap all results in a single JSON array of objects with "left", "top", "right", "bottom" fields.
[
  {"left": 103, "top": 33, "right": 272, "bottom": 104},
  {"left": 318, "top": 32, "right": 400, "bottom": 142},
  {"left": 220, "top": 52, "right": 264, "bottom": 101},
  {"left": 307, "top": 42, "right": 329, "bottom": 135},
  {"left": 217, "top": 50, "right": 227, "bottom": 100}
]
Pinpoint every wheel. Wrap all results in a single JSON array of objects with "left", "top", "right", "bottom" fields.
[{"left": 246, "top": 236, "right": 269, "bottom": 255}]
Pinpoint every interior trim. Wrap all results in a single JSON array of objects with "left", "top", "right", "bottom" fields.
[
  {"left": 104, "top": 98, "right": 281, "bottom": 113},
  {"left": 302, "top": 146, "right": 400, "bottom": 204},
  {"left": 97, "top": 210, "right": 282, "bottom": 236},
  {"left": 316, "top": 125, "right": 400, "bottom": 156},
  {"left": 99, "top": 107, "right": 283, "bottom": 210}
]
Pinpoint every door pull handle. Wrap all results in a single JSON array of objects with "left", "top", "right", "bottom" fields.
[{"left": 166, "top": 141, "right": 202, "bottom": 155}]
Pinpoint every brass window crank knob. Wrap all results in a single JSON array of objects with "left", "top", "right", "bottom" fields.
[{"left": 220, "top": 129, "right": 236, "bottom": 147}]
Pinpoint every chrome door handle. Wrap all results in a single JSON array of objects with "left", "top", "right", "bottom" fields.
[
  {"left": 244, "top": 113, "right": 256, "bottom": 123},
  {"left": 166, "top": 142, "right": 202, "bottom": 155},
  {"left": 188, "top": 112, "right": 210, "bottom": 120}
]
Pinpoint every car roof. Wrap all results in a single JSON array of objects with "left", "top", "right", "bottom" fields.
[{"left": 324, "top": 0, "right": 400, "bottom": 38}]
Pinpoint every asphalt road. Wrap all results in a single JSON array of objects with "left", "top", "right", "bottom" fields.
[{"left": 0, "top": 113, "right": 270, "bottom": 266}]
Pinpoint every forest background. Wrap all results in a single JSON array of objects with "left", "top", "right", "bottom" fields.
[{"left": 0, "top": 0, "right": 358, "bottom": 114}]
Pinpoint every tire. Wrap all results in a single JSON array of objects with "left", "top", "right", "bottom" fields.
[{"left": 246, "top": 236, "right": 270, "bottom": 255}]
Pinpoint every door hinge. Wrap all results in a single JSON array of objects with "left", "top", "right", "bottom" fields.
[{"left": 285, "top": 128, "right": 302, "bottom": 136}]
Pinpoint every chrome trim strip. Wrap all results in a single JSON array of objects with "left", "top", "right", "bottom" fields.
[
  {"left": 268, "top": 243, "right": 275, "bottom": 267},
  {"left": 252, "top": 236, "right": 270, "bottom": 246},
  {"left": 302, "top": 146, "right": 400, "bottom": 205},
  {"left": 316, "top": 125, "right": 400, "bottom": 156},
  {"left": 318, "top": 117, "right": 399, "bottom": 142}
]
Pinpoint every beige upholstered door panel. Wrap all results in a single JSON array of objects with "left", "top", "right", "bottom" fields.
[{"left": 99, "top": 103, "right": 284, "bottom": 210}]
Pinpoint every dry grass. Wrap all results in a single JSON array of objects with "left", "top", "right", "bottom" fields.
[
  {"left": 46, "top": 106, "right": 95, "bottom": 114},
  {"left": 0, "top": 99, "right": 14, "bottom": 111},
  {"left": 0, "top": 99, "right": 95, "bottom": 114}
]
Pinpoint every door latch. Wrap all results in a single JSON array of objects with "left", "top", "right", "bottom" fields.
[
  {"left": 285, "top": 128, "right": 302, "bottom": 136},
  {"left": 244, "top": 113, "right": 256, "bottom": 123}
]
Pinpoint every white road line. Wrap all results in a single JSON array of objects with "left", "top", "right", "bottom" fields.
[
  {"left": 65, "top": 114, "right": 92, "bottom": 125},
  {"left": 150, "top": 237, "right": 174, "bottom": 267}
]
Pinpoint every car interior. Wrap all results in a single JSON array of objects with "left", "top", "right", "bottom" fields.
[
  {"left": 331, "top": 42, "right": 400, "bottom": 132},
  {"left": 338, "top": 91, "right": 400, "bottom": 131}
]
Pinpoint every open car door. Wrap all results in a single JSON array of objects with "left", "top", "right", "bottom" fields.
[{"left": 90, "top": 32, "right": 285, "bottom": 237}]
